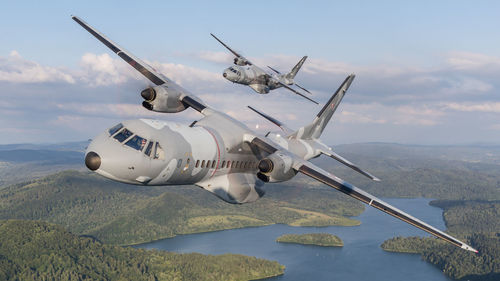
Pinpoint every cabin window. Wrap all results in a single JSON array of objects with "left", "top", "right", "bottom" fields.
[
  {"left": 153, "top": 143, "right": 165, "bottom": 160},
  {"left": 227, "top": 160, "right": 231, "bottom": 168},
  {"left": 113, "top": 128, "right": 133, "bottom": 142},
  {"left": 205, "top": 160, "right": 210, "bottom": 168},
  {"left": 177, "top": 159, "right": 182, "bottom": 168},
  {"left": 201, "top": 160, "right": 206, "bottom": 168},
  {"left": 221, "top": 160, "right": 226, "bottom": 168},
  {"left": 231, "top": 161, "right": 235, "bottom": 168},
  {"left": 144, "top": 142, "right": 154, "bottom": 156},
  {"left": 108, "top": 123, "right": 123, "bottom": 136},
  {"left": 212, "top": 161, "right": 216, "bottom": 168},
  {"left": 236, "top": 161, "right": 240, "bottom": 168},
  {"left": 125, "top": 135, "right": 147, "bottom": 151},
  {"left": 243, "top": 162, "right": 247, "bottom": 169},
  {"left": 195, "top": 160, "right": 200, "bottom": 168}
]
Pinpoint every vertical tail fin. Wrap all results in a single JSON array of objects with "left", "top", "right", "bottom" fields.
[
  {"left": 291, "top": 74, "right": 355, "bottom": 140},
  {"left": 286, "top": 56, "right": 308, "bottom": 79}
]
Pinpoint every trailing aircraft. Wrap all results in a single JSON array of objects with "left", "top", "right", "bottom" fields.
[
  {"left": 73, "top": 16, "right": 478, "bottom": 253},
  {"left": 211, "top": 33, "right": 318, "bottom": 104}
]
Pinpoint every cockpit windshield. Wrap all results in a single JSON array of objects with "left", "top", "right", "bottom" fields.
[
  {"left": 108, "top": 123, "right": 123, "bottom": 136},
  {"left": 113, "top": 128, "right": 133, "bottom": 142},
  {"left": 125, "top": 135, "right": 147, "bottom": 151}
]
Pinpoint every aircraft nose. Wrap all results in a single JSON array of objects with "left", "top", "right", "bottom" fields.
[
  {"left": 85, "top": 151, "right": 101, "bottom": 171},
  {"left": 223, "top": 72, "right": 227, "bottom": 78}
]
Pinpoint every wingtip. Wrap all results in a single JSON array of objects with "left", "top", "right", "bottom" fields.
[
  {"left": 462, "top": 244, "right": 479, "bottom": 253},
  {"left": 373, "top": 177, "right": 381, "bottom": 182}
]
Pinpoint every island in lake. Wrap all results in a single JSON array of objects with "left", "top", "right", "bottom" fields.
[{"left": 276, "top": 233, "right": 343, "bottom": 247}]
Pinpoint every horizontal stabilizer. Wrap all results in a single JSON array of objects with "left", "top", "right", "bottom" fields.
[
  {"left": 247, "top": 106, "right": 293, "bottom": 134},
  {"left": 321, "top": 150, "right": 380, "bottom": 181}
]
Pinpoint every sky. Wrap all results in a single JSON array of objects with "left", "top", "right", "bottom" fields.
[{"left": 0, "top": 0, "right": 499, "bottom": 145}]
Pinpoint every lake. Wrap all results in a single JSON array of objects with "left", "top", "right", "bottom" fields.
[{"left": 136, "top": 198, "right": 451, "bottom": 281}]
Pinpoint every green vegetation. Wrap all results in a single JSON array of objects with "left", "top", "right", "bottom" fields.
[
  {"left": 0, "top": 219, "right": 284, "bottom": 280},
  {"left": 381, "top": 200, "right": 500, "bottom": 280},
  {"left": 0, "top": 170, "right": 363, "bottom": 245},
  {"left": 314, "top": 143, "right": 500, "bottom": 201},
  {"left": 276, "top": 233, "right": 343, "bottom": 247}
]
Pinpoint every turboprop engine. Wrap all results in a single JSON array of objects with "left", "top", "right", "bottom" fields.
[
  {"left": 257, "top": 151, "right": 297, "bottom": 183},
  {"left": 141, "top": 85, "right": 188, "bottom": 113},
  {"left": 233, "top": 56, "right": 251, "bottom": 66}
]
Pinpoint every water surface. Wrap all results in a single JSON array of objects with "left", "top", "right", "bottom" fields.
[{"left": 136, "top": 198, "right": 451, "bottom": 281}]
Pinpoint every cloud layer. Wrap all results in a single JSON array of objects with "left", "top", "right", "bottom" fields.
[{"left": 0, "top": 50, "right": 498, "bottom": 145}]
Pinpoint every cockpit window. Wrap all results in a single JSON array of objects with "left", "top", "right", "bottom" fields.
[
  {"left": 144, "top": 141, "right": 154, "bottom": 156},
  {"left": 108, "top": 123, "right": 123, "bottom": 136},
  {"left": 113, "top": 128, "right": 133, "bottom": 142},
  {"left": 125, "top": 135, "right": 147, "bottom": 151}
]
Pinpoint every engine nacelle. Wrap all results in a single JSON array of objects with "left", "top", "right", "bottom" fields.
[
  {"left": 141, "top": 85, "right": 188, "bottom": 113},
  {"left": 234, "top": 57, "right": 250, "bottom": 66},
  {"left": 257, "top": 152, "right": 296, "bottom": 183}
]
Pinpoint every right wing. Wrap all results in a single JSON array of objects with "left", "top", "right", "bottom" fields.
[
  {"left": 297, "top": 161, "right": 478, "bottom": 252},
  {"left": 273, "top": 77, "right": 319, "bottom": 104},
  {"left": 247, "top": 135, "right": 478, "bottom": 253}
]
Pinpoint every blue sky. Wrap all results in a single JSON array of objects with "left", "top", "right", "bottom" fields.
[{"left": 0, "top": 1, "right": 499, "bottom": 145}]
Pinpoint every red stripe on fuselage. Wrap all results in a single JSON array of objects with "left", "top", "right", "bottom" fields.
[{"left": 203, "top": 127, "right": 220, "bottom": 178}]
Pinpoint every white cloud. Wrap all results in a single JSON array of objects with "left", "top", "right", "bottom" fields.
[
  {"left": 446, "top": 51, "right": 500, "bottom": 70},
  {"left": 0, "top": 51, "right": 75, "bottom": 84},
  {"left": 196, "top": 51, "right": 233, "bottom": 64},
  {"left": 444, "top": 102, "right": 500, "bottom": 113}
]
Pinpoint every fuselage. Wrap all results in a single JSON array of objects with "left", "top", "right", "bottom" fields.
[
  {"left": 223, "top": 65, "right": 285, "bottom": 94},
  {"left": 85, "top": 110, "right": 322, "bottom": 188}
]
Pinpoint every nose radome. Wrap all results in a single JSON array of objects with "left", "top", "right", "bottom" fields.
[{"left": 85, "top": 151, "right": 101, "bottom": 171}]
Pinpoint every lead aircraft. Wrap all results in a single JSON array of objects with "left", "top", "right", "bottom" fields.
[{"left": 73, "top": 16, "right": 478, "bottom": 253}]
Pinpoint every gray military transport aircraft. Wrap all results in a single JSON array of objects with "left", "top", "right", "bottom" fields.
[
  {"left": 211, "top": 33, "right": 318, "bottom": 104},
  {"left": 73, "top": 16, "right": 478, "bottom": 253}
]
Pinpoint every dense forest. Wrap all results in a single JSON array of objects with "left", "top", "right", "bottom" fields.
[
  {"left": 276, "top": 233, "right": 343, "bottom": 247},
  {"left": 0, "top": 170, "right": 363, "bottom": 245},
  {"left": 0, "top": 219, "right": 284, "bottom": 280},
  {"left": 381, "top": 200, "right": 500, "bottom": 280}
]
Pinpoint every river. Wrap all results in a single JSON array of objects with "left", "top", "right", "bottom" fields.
[{"left": 135, "top": 198, "right": 451, "bottom": 281}]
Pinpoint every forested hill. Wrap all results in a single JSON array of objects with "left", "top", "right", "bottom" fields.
[
  {"left": 381, "top": 200, "right": 500, "bottom": 280},
  {"left": 0, "top": 170, "right": 362, "bottom": 245},
  {"left": 0, "top": 220, "right": 284, "bottom": 280}
]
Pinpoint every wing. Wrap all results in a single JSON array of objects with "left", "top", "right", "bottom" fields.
[
  {"left": 73, "top": 16, "right": 170, "bottom": 86},
  {"left": 247, "top": 135, "right": 478, "bottom": 253},
  {"left": 210, "top": 33, "right": 252, "bottom": 65},
  {"left": 72, "top": 16, "right": 207, "bottom": 113},
  {"left": 273, "top": 78, "right": 319, "bottom": 104}
]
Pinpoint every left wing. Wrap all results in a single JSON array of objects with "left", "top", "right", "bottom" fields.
[
  {"left": 72, "top": 16, "right": 207, "bottom": 113},
  {"left": 247, "top": 135, "right": 478, "bottom": 253},
  {"left": 211, "top": 33, "right": 252, "bottom": 66}
]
